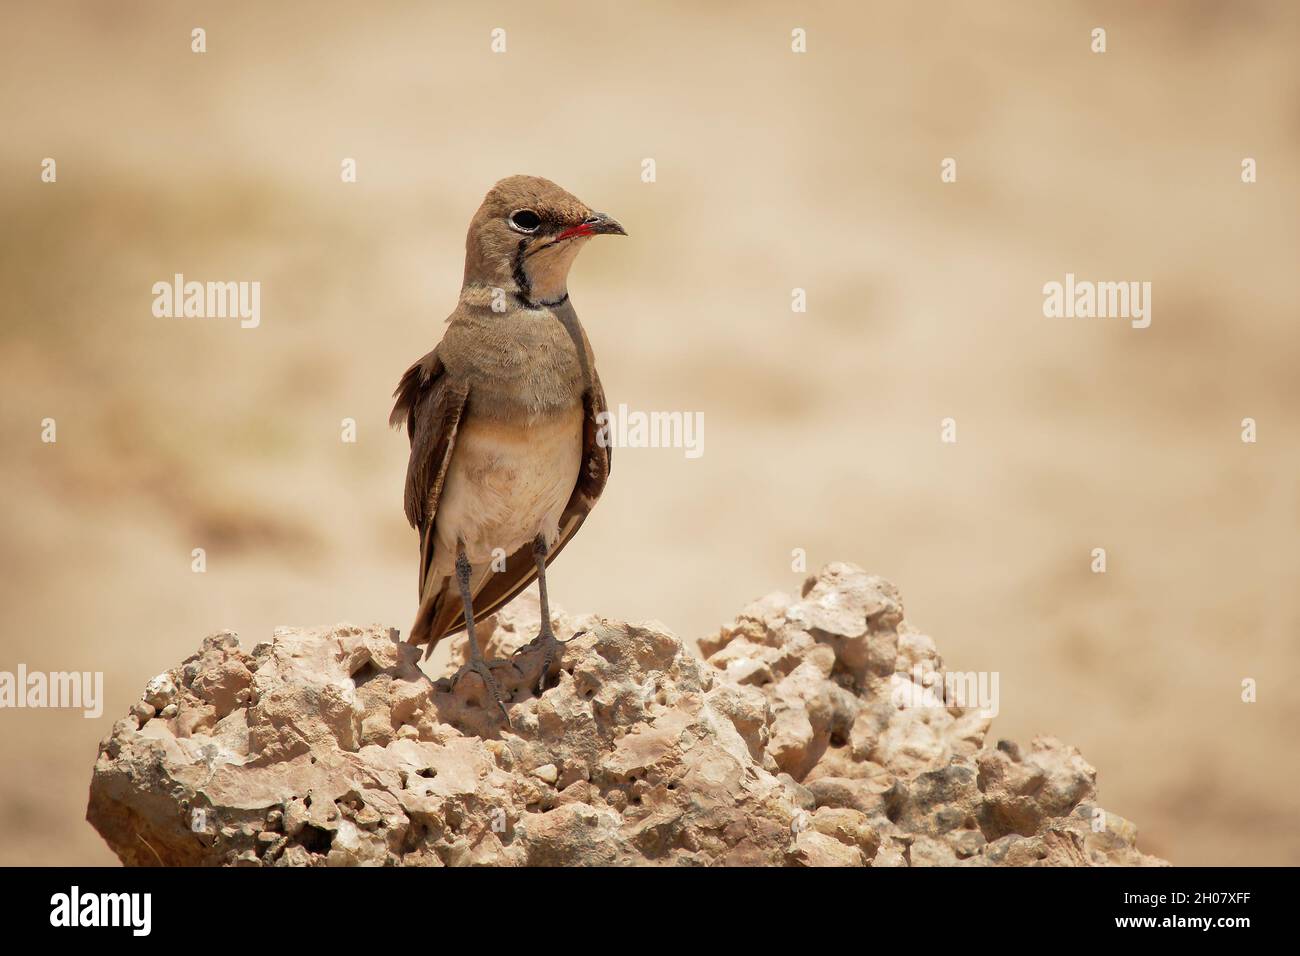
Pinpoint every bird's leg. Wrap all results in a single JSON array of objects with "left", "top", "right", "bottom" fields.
[
  {"left": 448, "top": 546, "right": 511, "bottom": 722},
  {"left": 533, "top": 536, "right": 560, "bottom": 694},
  {"left": 510, "top": 534, "right": 570, "bottom": 695}
]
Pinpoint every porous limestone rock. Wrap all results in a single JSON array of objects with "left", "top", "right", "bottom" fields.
[{"left": 86, "top": 562, "right": 1167, "bottom": 867}]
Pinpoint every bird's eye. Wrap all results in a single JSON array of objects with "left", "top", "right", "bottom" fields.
[{"left": 509, "top": 209, "right": 541, "bottom": 233}]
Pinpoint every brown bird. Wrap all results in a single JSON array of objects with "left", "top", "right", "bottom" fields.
[{"left": 390, "top": 175, "right": 624, "bottom": 719}]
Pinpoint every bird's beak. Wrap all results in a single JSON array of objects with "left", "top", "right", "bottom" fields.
[
  {"left": 588, "top": 213, "right": 627, "bottom": 237},
  {"left": 555, "top": 213, "right": 627, "bottom": 242}
]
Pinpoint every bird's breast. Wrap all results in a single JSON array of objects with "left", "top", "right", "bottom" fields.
[
  {"left": 448, "top": 305, "right": 592, "bottom": 418},
  {"left": 434, "top": 404, "right": 585, "bottom": 570}
]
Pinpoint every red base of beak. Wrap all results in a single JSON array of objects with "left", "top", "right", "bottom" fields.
[{"left": 554, "top": 223, "right": 596, "bottom": 242}]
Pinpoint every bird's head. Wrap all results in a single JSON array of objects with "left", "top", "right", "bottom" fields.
[{"left": 461, "top": 175, "right": 626, "bottom": 308}]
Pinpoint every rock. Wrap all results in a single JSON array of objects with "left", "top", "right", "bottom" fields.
[
  {"left": 86, "top": 564, "right": 1168, "bottom": 867},
  {"left": 143, "top": 673, "right": 177, "bottom": 710},
  {"left": 811, "top": 806, "right": 880, "bottom": 857},
  {"left": 129, "top": 701, "right": 155, "bottom": 724},
  {"left": 789, "top": 829, "right": 863, "bottom": 867}
]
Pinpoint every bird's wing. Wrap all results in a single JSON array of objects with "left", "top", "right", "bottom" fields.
[
  {"left": 389, "top": 346, "right": 470, "bottom": 622},
  {"left": 424, "top": 367, "right": 613, "bottom": 650}
]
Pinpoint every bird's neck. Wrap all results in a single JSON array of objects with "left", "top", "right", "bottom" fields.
[
  {"left": 517, "top": 241, "right": 582, "bottom": 306},
  {"left": 462, "top": 242, "right": 583, "bottom": 309}
]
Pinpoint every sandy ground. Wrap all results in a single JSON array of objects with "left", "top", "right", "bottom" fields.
[{"left": 1, "top": 1, "right": 1297, "bottom": 866}]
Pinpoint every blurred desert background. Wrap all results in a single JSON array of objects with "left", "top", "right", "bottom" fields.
[{"left": 1, "top": 0, "right": 1298, "bottom": 866}]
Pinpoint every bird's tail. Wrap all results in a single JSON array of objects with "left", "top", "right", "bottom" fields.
[
  {"left": 408, "top": 575, "right": 465, "bottom": 660},
  {"left": 408, "top": 596, "right": 437, "bottom": 656}
]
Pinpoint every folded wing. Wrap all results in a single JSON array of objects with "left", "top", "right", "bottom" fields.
[{"left": 392, "top": 350, "right": 612, "bottom": 657}]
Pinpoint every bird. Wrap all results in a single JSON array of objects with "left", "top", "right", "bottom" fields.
[{"left": 390, "top": 175, "right": 625, "bottom": 720}]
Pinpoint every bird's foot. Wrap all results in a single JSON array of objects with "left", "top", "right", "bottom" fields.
[
  {"left": 512, "top": 626, "right": 582, "bottom": 695},
  {"left": 442, "top": 657, "right": 515, "bottom": 723}
]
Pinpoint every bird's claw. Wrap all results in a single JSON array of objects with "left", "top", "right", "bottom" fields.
[
  {"left": 536, "top": 645, "right": 556, "bottom": 696},
  {"left": 512, "top": 627, "right": 586, "bottom": 657},
  {"left": 534, "top": 630, "right": 577, "bottom": 695},
  {"left": 448, "top": 657, "right": 514, "bottom": 723}
]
